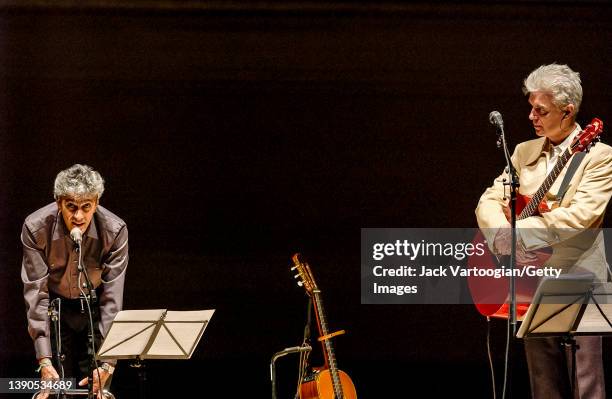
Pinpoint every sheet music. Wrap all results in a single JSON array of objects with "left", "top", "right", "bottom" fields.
[
  {"left": 517, "top": 302, "right": 582, "bottom": 338},
  {"left": 146, "top": 310, "right": 214, "bottom": 357},
  {"left": 575, "top": 303, "right": 612, "bottom": 334},
  {"left": 97, "top": 309, "right": 215, "bottom": 360},
  {"left": 114, "top": 309, "right": 166, "bottom": 321}
]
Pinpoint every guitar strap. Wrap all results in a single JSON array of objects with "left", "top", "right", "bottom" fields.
[
  {"left": 555, "top": 152, "right": 586, "bottom": 202},
  {"left": 303, "top": 297, "right": 313, "bottom": 343}
]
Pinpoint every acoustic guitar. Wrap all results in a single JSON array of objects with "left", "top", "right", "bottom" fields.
[
  {"left": 291, "top": 253, "right": 357, "bottom": 399},
  {"left": 468, "top": 118, "right": 604, "bottom": 319}
]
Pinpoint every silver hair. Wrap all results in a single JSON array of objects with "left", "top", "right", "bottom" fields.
[
  {"left": 522, "top": 63, "right": 583, "bottom": 112},
  {"left": 53, "top": 164, "right": 105, "bottom": 200}
]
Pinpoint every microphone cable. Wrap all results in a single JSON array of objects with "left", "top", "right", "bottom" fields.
[
  {"left": 294, "top": 297, "right": 313, "bottom": 399},
  {"left": 486, "top": 316, "right": 497, "bottom": 399},
  {"left": 76, "top": 242, "right": 102, "bottom": 399}
]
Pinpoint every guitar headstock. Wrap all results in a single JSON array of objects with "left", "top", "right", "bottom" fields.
[
  {"left": 291, "top": 253, "right": 319, "bottom": 296},
  {"left": 571, "top": 118, "right": 604, "bottom": 154}
]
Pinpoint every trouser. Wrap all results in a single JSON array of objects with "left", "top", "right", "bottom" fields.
[
  {"left": 524, "top": 336, "right": 605, "bottom": 399},
  {"left": 49, "top": 294, "right": 108, "bottom": 385}
]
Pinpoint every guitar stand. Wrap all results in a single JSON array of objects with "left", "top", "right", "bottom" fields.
[{"left": 270, "top": 345, "right": 312, "bottom": 399}]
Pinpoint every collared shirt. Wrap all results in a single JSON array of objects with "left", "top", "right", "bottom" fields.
[
  {"left": 21, "top": 202, "right": 128, "bottom": 359},
  {"left": 541, "top": 124, "right": 580, "bottom": 207},
  {"left": 545, "top": 124, "right": 580, "bottom": 175}
]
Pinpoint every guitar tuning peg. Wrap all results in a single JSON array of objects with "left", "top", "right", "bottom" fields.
[
  {"left": 290, "top": 266, "right": 297, "bottom": 270},
  {"left": 297, "top": 281, "right": 303, "bottom": 287},
  {"left": 294, "top": 274, "right": 300, "bottom": 279}
]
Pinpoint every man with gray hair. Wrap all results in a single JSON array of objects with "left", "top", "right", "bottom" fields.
[
  {"left": 476, "top": 64, "right": 612, "bottom": 398},
  {"left": 21, "top": 164, "right": 128, "bottom": 398}
]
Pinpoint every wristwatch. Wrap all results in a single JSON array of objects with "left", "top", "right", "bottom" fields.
[{"left": 100, "top": 363, "right": 115, "bottom": 375}]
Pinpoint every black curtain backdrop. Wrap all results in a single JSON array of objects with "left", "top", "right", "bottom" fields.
[{"left": 1, "top": 1, "right": 610, "bottom": 398}]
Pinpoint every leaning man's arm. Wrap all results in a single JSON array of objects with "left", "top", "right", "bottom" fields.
[
  {"left": 20, "top": 222, "right": 52, "bottom": 360},
  {"left": 98, "top": 224, "right": 128, "bottom": 366}
]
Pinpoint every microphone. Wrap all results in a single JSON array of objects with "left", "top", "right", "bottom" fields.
[
  {"left": 70, "top": 226, "right": 96, "bottom": 301},
  {"left": 489, "top": 110, "right": 504, "bottom": 130},
  {"left": 70, "top": 227, "right": 82, "bottom": 245}
]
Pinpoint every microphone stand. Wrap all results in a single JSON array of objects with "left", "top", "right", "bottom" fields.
[
  {"left": 48, "top": 299, "right": 65, "bottom": 377},
  {"left": 48, "top": 298, "right": 67, "bottom": 398},
  {"left": 493, "top": 114, "right": 519, "bottom": 399},
  {"left": 496, "top": 119, "right": 519, "bottom": 333},
  {"left": 75, "top": 239, "right": 99, "bottom": 399}
]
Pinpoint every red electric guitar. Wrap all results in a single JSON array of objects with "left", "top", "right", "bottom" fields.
[{"left": 468, "top": 118, "right": 604, "bottom": 319}]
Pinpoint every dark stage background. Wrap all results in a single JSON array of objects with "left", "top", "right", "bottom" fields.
[{"left": 1, "top": 1, "right": 611, "bottom": 398}]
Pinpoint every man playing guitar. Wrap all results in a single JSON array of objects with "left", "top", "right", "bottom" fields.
[{"left": 475, "top": 64, "right": 612, "bottom": 399}]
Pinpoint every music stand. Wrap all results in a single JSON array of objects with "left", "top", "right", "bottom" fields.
[
  {"left": 572, "top": 281, "right": 612, "bottom": 333},
  {"left": 97, "top": 309, "right": 215, "bottom": 399},
  {"left": 516, "top": 273, "right": 612, "bottom": 397},
  {"left": 516, "top": 273, "right": 595, "bottom": 339}
]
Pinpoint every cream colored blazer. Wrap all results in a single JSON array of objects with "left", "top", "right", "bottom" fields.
[{"left": 476, "top": 131, "right": 612, "bottom": 279}]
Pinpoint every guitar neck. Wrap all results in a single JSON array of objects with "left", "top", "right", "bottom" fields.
[
  {"left": 518, "top": 148, "right": 572, "bottom": 220},
  {"left": 313, "top": 290, "right": 344, "bottom": 399}
]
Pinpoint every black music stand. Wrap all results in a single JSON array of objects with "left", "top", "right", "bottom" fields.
[
  {"left": 516, "top": 273, "right": 595, "bottom": 339},
  {"left": 516, "top": 273, "right": 612, "bottom": 397},
  {"left": 573, "top": 282, "right": 612, "bottom": 335},
  {"left": 97, "top": 309, "right": 215, "bottom": 399}
]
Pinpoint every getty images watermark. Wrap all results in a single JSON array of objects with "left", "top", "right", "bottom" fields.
[{"left": 361, "top": 228, "right": 611, "bottom": 304}]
